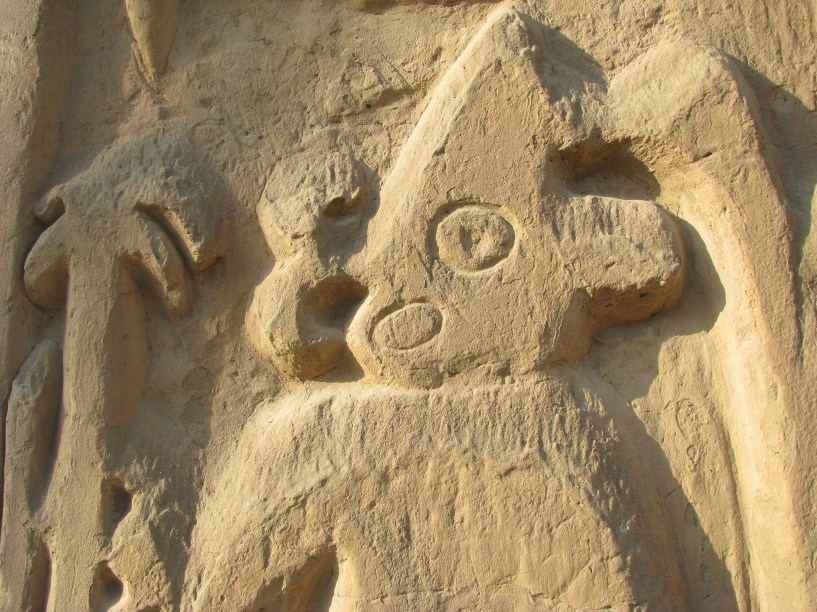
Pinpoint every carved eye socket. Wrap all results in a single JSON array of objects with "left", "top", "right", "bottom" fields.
[{"left": 435, "top": 206, "right": 515, "bottom": 272}]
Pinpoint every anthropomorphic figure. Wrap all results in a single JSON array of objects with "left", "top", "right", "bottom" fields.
[{"left": 188, "top": 9, "right": 714, "bottom": 610}]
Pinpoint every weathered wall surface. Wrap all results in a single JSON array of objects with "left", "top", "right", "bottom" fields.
[{"left": 1, "top": 1, "right": 816, "bottom": 610}]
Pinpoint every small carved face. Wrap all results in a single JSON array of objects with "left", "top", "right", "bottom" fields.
[
  {"left": 248, "top": 9, "right": 684, "bottom": 387},
  {"left": 342, "top": 163, "right": 683, "bottom": 388}
]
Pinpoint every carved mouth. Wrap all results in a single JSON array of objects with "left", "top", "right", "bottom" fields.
[
  {"left": 299, "top": 275, "right": 368, "bottom": 333},
  {"left": 372, "top": 302, "right": 443, "bottom": 351},
  {"left": 345, "top": 295, "right": 446, "bottom": 387}
]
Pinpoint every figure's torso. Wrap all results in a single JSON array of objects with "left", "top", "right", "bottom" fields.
[{"left": 189, "top": 379, "right": 685, "bottom": 611}]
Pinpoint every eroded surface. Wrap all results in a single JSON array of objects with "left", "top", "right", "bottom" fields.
[{"left": 1, "top": 1, "right": 816, "bottom": 610}]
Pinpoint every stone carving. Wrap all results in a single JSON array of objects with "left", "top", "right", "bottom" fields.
[
  {"left": 2, "top": 0, "right": 816, "bottom": 609},
  {"left": 1, "top": 340, "right": 60, "bottom": 612},
  {"left": 24, "top": 131, "right": 227, "bottom": 316},
  {"left": 1, "top": 132, "right": 227, "bottom": 611},
  {"left": 189, "top": 9, "right": 695, "bottom": 609},
  {"left": 248, "top": 151, "right": 372, "bottom": 380},
  {"left": 247, "top": 10, "right": 685, "bottom": 390},
  {"left": 125, "top": 0, "right": 181, "bottom": 84}
]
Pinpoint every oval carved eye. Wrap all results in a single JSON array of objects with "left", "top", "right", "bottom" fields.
[{"left": 435, "top": 206, "right": 515, "bottom": 272}]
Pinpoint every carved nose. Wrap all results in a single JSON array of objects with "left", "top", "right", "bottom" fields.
[{"left": 373, "top": 303, "right": 442, "bottom": 350}]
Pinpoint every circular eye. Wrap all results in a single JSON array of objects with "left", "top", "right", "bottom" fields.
[{"left": 435, "top": 206, "right": 515, "bottom": 272}]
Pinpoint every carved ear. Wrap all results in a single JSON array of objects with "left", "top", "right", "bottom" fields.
[
  {"left": 557, "top": 196, "right": 685, "bottom": 325},
  {"left": 607, "top": 38, "right": 760, "bottom": 165}
]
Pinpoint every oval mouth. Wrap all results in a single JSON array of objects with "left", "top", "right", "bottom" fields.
[{"left": 372, "top": 302, "right": 443, "bottom": 350}]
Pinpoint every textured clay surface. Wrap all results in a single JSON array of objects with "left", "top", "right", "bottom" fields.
[{"left": 1, "top": 0, "right": 816, "bottom": 610}]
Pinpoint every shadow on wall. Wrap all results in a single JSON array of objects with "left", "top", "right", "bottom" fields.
[
  {"left": 737, "top": 61, "right": 817, "bottom": 346},
  {"left": 737, "top": 63, "right": 816, "bottom": 267},
  {"left": 735, "top": 59, "right": 817, "bottom": 593},
  {"left": 575, "top": 218, "right": 740, "bottom": 609}
]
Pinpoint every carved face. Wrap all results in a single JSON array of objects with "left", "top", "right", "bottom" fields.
[{"left": 248, "top": 9, "right": 684, "bottom": 388}]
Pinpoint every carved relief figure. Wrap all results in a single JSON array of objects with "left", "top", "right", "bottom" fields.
[
  {"left": 185, "top": 9, "right": 741, "bottom": 610},
  {"left": 2, "top": 2, "right": 810, "bottom": 610},
  {"left": 1, "top": 131, "right": 227, "bottom": 611}
]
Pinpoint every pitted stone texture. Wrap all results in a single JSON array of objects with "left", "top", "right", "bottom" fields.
[{"left": 1, "top": 1, "right": 816, "bottom": 610}]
